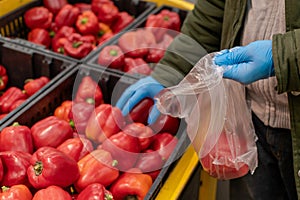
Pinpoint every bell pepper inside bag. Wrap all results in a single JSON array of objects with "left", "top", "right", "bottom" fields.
[{"left": 155, "top": 53, "right": 258, "bottom": 180}]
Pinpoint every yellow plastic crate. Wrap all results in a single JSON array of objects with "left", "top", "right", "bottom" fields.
[
  {"left": 143, "top": 0, "right": 194, "bottom": 11},
  {"left": 0, "top": 0, "right": 33, "bottom": 17}
]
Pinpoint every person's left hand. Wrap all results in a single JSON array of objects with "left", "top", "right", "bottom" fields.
[{"left": 214, "top": 40, "right": 274, "bottom": 84}]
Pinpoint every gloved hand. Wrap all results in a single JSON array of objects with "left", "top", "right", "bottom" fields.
[
  {"left": 214, "top": 40, "right": 275, "bottom": 84},
  {"left": 116, "top": 76, "right": 165, "bottom": 124}
]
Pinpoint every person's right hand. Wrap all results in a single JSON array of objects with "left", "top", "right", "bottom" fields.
[{"left": 116, "top": 76, "right": 165, "bottom": 124}]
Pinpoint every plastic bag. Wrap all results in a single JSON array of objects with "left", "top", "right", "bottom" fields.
[{"left": 155, "top": 53, "right": 258, "bottom": 180}]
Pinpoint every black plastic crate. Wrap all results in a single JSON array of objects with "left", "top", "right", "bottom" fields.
[
  {"left": 0, "top": 36, "right": 76, "bottom": 125},
  {"left": 84, "top": 5, "right": 189, "bottom": 79},
  {"left": 0, "top": 64, "right": 190, "bottom": 199},
  {"left": 0, "top": 0, "right": 156, "bottom": 62}
]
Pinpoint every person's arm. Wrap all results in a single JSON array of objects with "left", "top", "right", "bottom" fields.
[
  {"left": 152, "top": 0, "right": 225, "bottom": 87},
  {"left": 272, "top": 30, "right": 300, "bottom": 93}
]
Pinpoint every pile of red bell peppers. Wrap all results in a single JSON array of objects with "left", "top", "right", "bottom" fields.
[
  {"left": 23, "top": 0, "right": 135, "bottom": 59},
  {"left": 0, "top": 64, "right": 50, "bottom": 120},
  {"left": 0, "top": 75, "right": 180, "bottom": 199},
  {"left": 97, "top": 9, "right": 181, "bottom": 75}
]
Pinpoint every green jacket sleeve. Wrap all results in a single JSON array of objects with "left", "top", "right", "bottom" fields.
[
  {"left": 272, "top": 29, "right": 300, "bottom": 93},
  {"left": 152, "top": 0, "right": 225, "bottom": 87}
]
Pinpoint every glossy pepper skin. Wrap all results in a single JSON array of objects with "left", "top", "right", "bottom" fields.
[
  {"left": 0, "top": 185, "right": 32, "bottom": 200},
  {"left": 0, "top": 159, "right": 3, "bottom": 182},
  {"left": 125, "top": 98, "right": 154, "bottom": 124},
  {"left": 85, "top": 104, "right": 126, "bottom": 143},
  {"left": 135, "top": 149, "right": 163, "bottom": 174},
  {"left": 145, "top": 9, "right": 181, "bottom": 42},
  {"left": 28, "top": 28, "right": 52, "bottom": 49},
  {"left": 97, "top": 45, "right": 125, "bottom": 69},
  {"left": 75, "top": 149, "right": 119, "bottom": 191},
  {"left": 150, "top": 132, "right": 178, "bottom": 161},
  {"left": 64, "top": 33, "right": 95, "bottom": 59},
  {"left": 55, "top": 4, "right": 80, "bottom": 29},
  {"left": 27, "top": 146, "right": 80, "bottom": 189},
  {"left": 76, "top": 11, "right": 99, "bottom": 35},
  {"left": 69, "top": 102, "right": 94, "bottom": 134},
  {"left": 0, "top": 151, "right": 31, "bottom": 187},
  {"left": 51, "top": 26, "right": 76, "bottom": 52},
  {"left": 112, "top": 12, "right": 134, "bottom": 33},
  {"left": 102, "top": 131, "right": 141, "bottom": 171},
  {"left": 43, "top": 0, "right": 67, "bottom": 16},
  {"left": 32, "top": 185, "right": 72, "bottom": 200},
  {"left": 92, "top": 0, "right": 119, "bottom": 24},
  {"left": 0, "top": 65, "right": 8, "bottom": 91},
  {"left": 149, "top": 114, "right": 180, "bottom": 135},
  {"left": 0, "top": 87, "right": 28, "bottom": 113},
  {"left": 24, "top": 6, "right": 53, "bottom": 30},
  {"left": 123, "top": 123, "right": 154, "bottom": 151},
  {"left": 75, "top": 76, "right": 103, "bottom": 106},
  {"left": 146, "top": 34, "right": 174, "bottom": 63},
  {"left": 54, "top": 100, "right": 73, "bottom": 123},
  {"left": 56, "top": 137, "right": 94, "bottom": 162},
  {"left": 77, "top": 183, "right": 113, "bottom": 200},
  {"left": 31, "top": 116, "right": 73, "bottom": 149},
  {"left": 24, "top": 76, "right": 50, "bottom": 97},
  {"left": 0, "top": 122, "right": 33, "bottom": 154},
  {"left": 110, "top": 168, "right": 153, "bottom": 200},
  {"left": 123, "top": 57, "right": 152, "bottom": 75}
]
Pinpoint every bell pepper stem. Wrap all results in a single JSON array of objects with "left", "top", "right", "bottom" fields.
[
  {"left": 81, "top": 17, "right": 89, "bottom": 25},
  {"left": 73, "top": 41, "right": 83, "bottom": 48},
  {"left": 34, "top": 161, "right": 43, "bottom": 176},
  {"left": 105, "top": 194, "right": 113, "bottom": 200},
  {"left": 109, "top": 49, "right": 118, "bottom": 56},
  {"left": 1, "top": 186, "right": 9, "bottom": 192},
  {"left": 125, "top": 195, "right": 138, "bottom": 200}
]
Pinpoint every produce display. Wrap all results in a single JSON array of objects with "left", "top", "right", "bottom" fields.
[
  {"left": 20, "top": 0, "right": 154, "bottom": 60},
  {"left": 0, "top": 66, "right": 182, "bottom": 199},
  {"left": 94, "top": 9, "right": 183, "bottom": 76}
]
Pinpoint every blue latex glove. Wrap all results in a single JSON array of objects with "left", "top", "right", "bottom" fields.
[
  {"left": 116, "top": 76, "right": 165, "bottom": 124},
  {"left": 214, "top": 40, "right": 275, "bottom": 84}
]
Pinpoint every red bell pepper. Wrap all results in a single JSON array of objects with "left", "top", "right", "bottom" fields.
[
  {"left": 74, "top": 3, "right": 92, "bottom": 13},
  {"left": 64, "top": 33, "right": 95, "bottom": 59},
  {"left": 92, "top": 0, "right": 119, "bottom": 25},
  {"left": 135, "top": 149, "right": 164, "bottom": 176},
  {"left": 54, "top": 4, "right": 80, "bottom": 29},
  {"left": 101, "top": 131, "right": 141, "bottom": 171},
  {"left": 56, "top": 137, "right": 94, "bottom": 162},
  {"left": 51, "top": 26, "right": 76, "bottom": 52},
  {"left": 0, "top": 65, "right": 8, "bottom": 91},
  {"left": 23, "top": 76, "right": 50, "bottom": 97},
  {"left": 97, "top": 45, "right": 125, "bottom": 69},
  {"left": 97, "top": 31, "right": 114, "bottom": 46},
  {"left": 123, "top": 57, "right": 152, "bottom": 75},
  {"left": 118, "top": 29, "right": 156, "bottom": 58},
  {"left": 85, "top": 104, "right": 126, "bottom": 143},
  {"left": 0, "top": 114, "right": 7, "bottom": 120},
  {"left": 0, "top": 151, "right": 31, "bottom": 187},
  {"left": 97, "top": 22, "right": 114, "bottom": 45},
  {"left": 76, "top": 11, "right": 99, "bottom": 35},
  {"left": 32, "top": 185, "right": 72, "bottom": 200},
  {"left": 52, "top": 37, "right": 69, "bottom": 54},
  {"left": 150, "top": 132, "right": 178, "bottom": 161},
  {"left": 0, "top": 185, "right": 32, "bottom": 200},
  {"left": 200, "top": 130, "right": 250, "bottom": 180},
  {"left": 0, "top": 122, "right": 33, "bottom": 154},
  {"left": 146, "top": 33, "right": 174, "bottom": 63},
  {"left": 28, "top": 28, "right": 51, "bottom": 48},
  {"left": 27, "top": 146, "right": 80, "bottom": 189},
  {"left": 0, "top": 159, "right": 2, "bottom": 183},
  {"left": 75, "top": 149, "right": 119, "bottom": 191},
  {"left": 77, "top": 183, "right": 113, "bottom": 200},
  {"left": 145, "top": 9, "right": 181, "bottom": 42},
  {"left": 125, "top": 97, "right": 154, "bottom": 124},
  {"left": 24, "top": 6, "right": 53, "bottom": 30},
  {"left": 31, "top": 116, "right": 73, "bottom": 149},
  {"left": 69, "top": 102, "right": 94, "bottom": 134},
  {"left": 54, "top": 100, "right": 73, "bottom": 123},
  {"left": 75, "top": 76, "right": 103, "bottom": 106},
  {"left": 0, "top": 87, "right": 28, "bottom": 113},
  {"left": 112, "top": 12, "right": 134, "bottom": 33},
  {"left": 123, "top": 122, "right": 154, "bottom": 151},
  {"left": 110, "top": 168, "right": 153, "bottom": 200},
  {"left": 8, "top": 99, "right": 26, "bottom": 112},
  {"left": 149, "top": 114, "right": 180, "bottom": 135},
  {"left": 43, "top": 0, "right": 68, "bottom": 15}
]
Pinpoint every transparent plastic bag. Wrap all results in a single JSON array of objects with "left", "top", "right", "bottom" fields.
[{"left": 155, "top": 53, "right": 258, "bottom": 180}]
